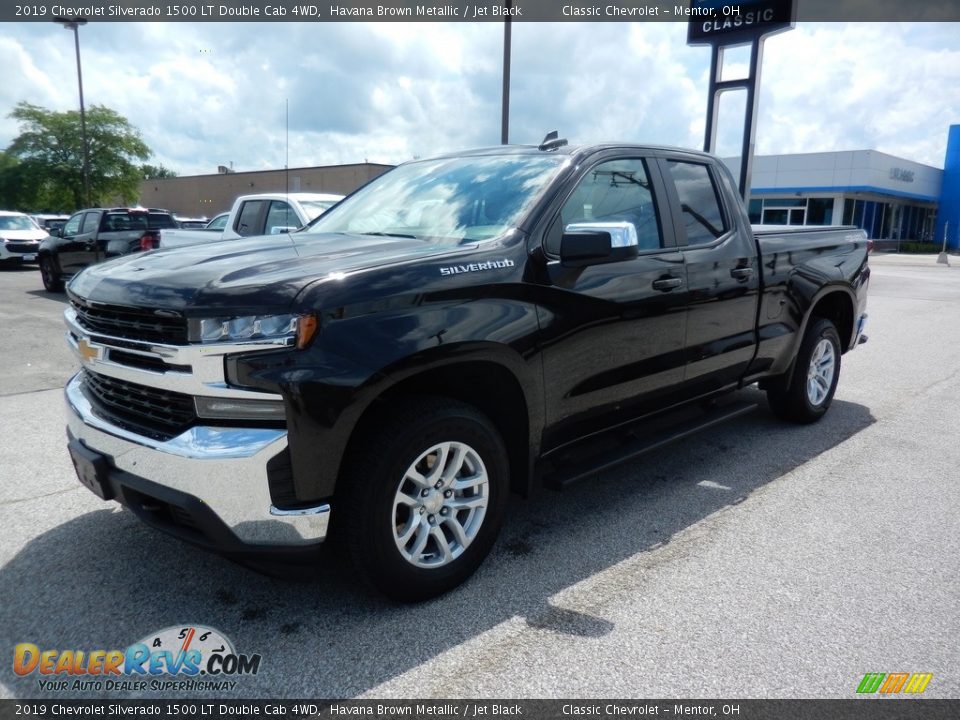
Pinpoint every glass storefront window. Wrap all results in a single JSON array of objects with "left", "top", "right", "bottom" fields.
[
  {"left": 763, "top": 209, "right": 788, "bottom": 224},
  {"left": 762, "top": 198, "right": 806, "bottom": 208},
  {"left": 807, "top": 198, "right": 833, "bottom": 225}
]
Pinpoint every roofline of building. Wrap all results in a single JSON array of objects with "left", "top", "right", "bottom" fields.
[
  {"left": 151, "top": 161, "right": 396, "bottom": 181},
  {"left": 731, "top": 149, "right": 943, "bottom": 173},
  {"left": 751, "top": 185, "right": 940, "bottom": 203}
]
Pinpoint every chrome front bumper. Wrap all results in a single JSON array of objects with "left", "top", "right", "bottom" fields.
[{"left": 65, "top": 372, "right": 330, "bottom": 547}]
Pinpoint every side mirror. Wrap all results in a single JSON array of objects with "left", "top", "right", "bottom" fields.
[
  {"left": 560, "top": 221, "right": 639, "bottom": 267},
  {"left": 53, "top": 227, "right": 63, "bottom": 238},
  {"left": 270, "top": 226, "right": 297, "bottom": 235}
]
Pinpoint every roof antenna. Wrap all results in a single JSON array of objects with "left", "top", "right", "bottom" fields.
[{"left": 538, "top": 130, "right": 568, "bottom": 152}]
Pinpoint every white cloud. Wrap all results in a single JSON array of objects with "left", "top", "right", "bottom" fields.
[{"left": 0, "top": 20, "right": 957, "bottom": 178}]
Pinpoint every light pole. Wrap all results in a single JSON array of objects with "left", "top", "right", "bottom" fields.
[
  {"left": 54, "top": 16, "right": 90, "bottom": 208},
  {"left": 500, "top": 0, "right": 512, "bottom": 145}
]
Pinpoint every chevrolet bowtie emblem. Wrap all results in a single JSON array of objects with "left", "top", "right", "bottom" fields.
[{"left": 77, "top": 338, "right": 102, "bottom": 363}]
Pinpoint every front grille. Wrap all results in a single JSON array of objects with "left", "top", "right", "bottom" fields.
[
  {"left": 81, "top": 369, "right": 197, "bottom": 441},
  {"left": 107, "top": 348, "right": 190, "bottom": 374},
  {"left": 71, "top": 298, "right": 188, "bottom": 345},
  {"left": 4, "top": 242, "right": 40, "bottom": 253}
]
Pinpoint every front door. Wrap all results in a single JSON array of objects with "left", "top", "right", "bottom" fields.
[
  {"left": 537, "top": 156, "right": 688, "bottom": 451},
  {"left": 56, "top": 211, "right": 98, "bottom": 276}
]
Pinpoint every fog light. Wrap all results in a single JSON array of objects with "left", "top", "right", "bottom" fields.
[{"left": 194, "top": 396, "right": 286, "bottom": 420}]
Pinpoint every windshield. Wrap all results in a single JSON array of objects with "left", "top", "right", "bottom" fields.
[
  {"left": 303, "top": 154, "right": 567, "bottom": 244},
  {"left": 301, "top": 199, "right": 339, "bottom": 221},
  {"left": 0, "top": 215, "right": 39, "bottom": 231}
]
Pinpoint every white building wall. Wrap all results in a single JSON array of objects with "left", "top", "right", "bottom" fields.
[{"left": 725, "top": 150, "right": 942, "bottom": 200}]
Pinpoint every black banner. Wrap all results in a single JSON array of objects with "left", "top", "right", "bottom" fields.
[
  {"left": 2, "top": 700, "right": 960, "bottom": 720},
  {"left": 4, "top": 0, "right": 960, "bottom": 23}
]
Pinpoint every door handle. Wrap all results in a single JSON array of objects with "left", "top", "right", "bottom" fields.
[
  {"left": 730, "top": 267, "right": 754, "bottom": 280},
  {"left": 652, "top": 277, "right": 683, "bottom": 291}
]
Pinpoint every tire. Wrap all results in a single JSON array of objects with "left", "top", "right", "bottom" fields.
[
  {"left": 336, "top": 397, "right": 509, "bottom": 602},
  {"left": 40, "top": 256, "right": 64, "bottom": 292},
  {"left": 766, "top": 318, "right": 842, "bottom": 424}
]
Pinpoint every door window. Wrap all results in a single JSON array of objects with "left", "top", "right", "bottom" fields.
[
  {"left": 61, "top": 214, "right": 83, "bottom": 236},
  {"left": 549, "top": 158, "right": 662, "bottom": 255},
  {"left": 265, "top": 201, "right": 296, "bottom": 233},
  {"left": 666, "top": 161, "right": 728, "bottom": 245},
  {"left": 235, "top": 200, "right": 265, "bottom": 237},
  {"left": 80, "top": 212, "right": 100, "bottom": 234}
]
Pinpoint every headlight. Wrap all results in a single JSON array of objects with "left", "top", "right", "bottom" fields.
[{"left": 189, "top": 313, "right": 318, "bottom": 348}]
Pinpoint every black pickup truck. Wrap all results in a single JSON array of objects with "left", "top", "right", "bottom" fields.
[
  {"left": 38, "top": 207, "right": 177, "bottom": 292},
  {"left": 62, "top": 140, "right": 869, "bottom": 600}
]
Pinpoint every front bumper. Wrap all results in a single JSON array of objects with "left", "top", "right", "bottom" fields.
[
  {"left": 0, "top": 241, "right": 40, "bottom": 261},
  {"left": 65, "top": 371, "right": 330, "bottom": 557}
]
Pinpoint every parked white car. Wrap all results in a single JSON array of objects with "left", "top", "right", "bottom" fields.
[
  {"left": 0, "top": 211, "right": 47, "bottom": 264},
  {"left": 159, "top": 193, "right": 343, "bottom": 249}
]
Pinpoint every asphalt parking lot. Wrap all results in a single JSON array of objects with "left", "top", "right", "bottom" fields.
[{"left": 0, "top": 254, "right": 958, "bottom": 700}]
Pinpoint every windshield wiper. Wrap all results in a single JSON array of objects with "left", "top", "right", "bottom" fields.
[{"left": 359, "top": 231, "right": 420, "bottom": 239}]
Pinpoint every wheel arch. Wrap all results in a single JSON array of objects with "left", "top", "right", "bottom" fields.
[
  {"left": 806, "top": 287, "right": 855, "bottom": 353},
  {"left": 777, "top": 286, "right": 854, "bottom": 392},
  {"left": 341, "top": 356, "right": 536, "bottom": 500}
]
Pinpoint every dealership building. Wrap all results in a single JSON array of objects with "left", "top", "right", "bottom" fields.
[
  {"left": 726, "top": 124, "right": 960, "bottom": 249},
  {"left": 139, "top": 162, "right": 392, "bottom": 220}
]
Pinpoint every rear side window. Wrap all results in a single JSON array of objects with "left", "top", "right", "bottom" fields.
[
  {"left": 148, "top": 213, "right": 176, "bottom": 229},
  {"left": 235, "top": 200, "right": 265, "bottom": 237},
  {"left": 105, "top": 213, "right": 139, "bottom": 231},
  {"left": 666, "top": 161, "right": 728, "bottom": 245}
]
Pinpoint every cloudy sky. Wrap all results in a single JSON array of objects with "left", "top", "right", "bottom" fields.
[{"left": 1, "top": 20, "right": 958, "bottom": 176}]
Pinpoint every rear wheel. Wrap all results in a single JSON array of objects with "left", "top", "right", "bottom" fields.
[
  {"left": 336, "top": 397, "right": 508, "bottom": 602},
  {"left": 766, "top": 318, "right": 842, "bottom": 423},
  {"left": 39, "top": 256, "right": 64, "bottom": 292}
]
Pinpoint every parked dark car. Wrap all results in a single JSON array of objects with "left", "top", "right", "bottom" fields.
[{"left": 38, "top": 207, "right": 177, "bottom": 292}]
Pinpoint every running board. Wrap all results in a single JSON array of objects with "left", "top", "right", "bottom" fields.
[{"left": 544, "top": 400, "right": 758, "bottom": 489}]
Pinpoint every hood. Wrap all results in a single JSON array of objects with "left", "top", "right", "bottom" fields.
[
  {"left": 67, "top": 232, "right": 466, "bottom": 312},
  {"left": 1, "top": 229, "right": 46, "bottom": 241}
]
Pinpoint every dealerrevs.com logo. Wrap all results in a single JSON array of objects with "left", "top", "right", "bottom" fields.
[{"left": 14, "top": 625, "right": 261, "bottom": 693}]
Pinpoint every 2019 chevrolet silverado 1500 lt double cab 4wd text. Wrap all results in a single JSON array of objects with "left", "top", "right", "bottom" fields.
[{"left": 62, "top": 139, "right": 869, "bottom": 601}]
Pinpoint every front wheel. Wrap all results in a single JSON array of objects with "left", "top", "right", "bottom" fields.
[
  {"left": 40, "top": 256, "right": 64, "bottom": 292},
  {"left": 336, "top": 397, "right": 508, "bottom": 602},
  {"left": 766, "top": 318, "right": 842, "bottom": 423}
]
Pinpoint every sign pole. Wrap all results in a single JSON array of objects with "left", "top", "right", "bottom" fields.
[
  {"left": 938, "top": 221, "right": 950, "bottom": 265},
  {"left": 739, "top": 37, "right": 765, "bottom": 202}
]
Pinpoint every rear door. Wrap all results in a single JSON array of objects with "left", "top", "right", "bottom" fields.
[
  {"left": 537, "top": 154, "right": 688, "bottom": 451},
  {"left": 658, "top": 156, "right": 760, "bottom": 395}
]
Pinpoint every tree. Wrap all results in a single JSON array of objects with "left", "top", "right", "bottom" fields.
[
  {"left": 141, "top": 164, "right": 178, "bottom": 180},
  {"left": 5, "top": 102, "right": 151, "bottom": 210}
]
